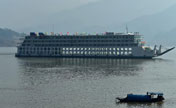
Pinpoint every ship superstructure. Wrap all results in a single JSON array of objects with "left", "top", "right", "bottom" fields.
[{"left": 15, "top": 32, "right": 174, "bottom": 58}]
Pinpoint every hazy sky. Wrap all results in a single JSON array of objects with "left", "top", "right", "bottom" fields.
[
  {"left": 0, "top": 0, "right": 98, "bottom": 29},
  {"left": 1, "top": 0, "right": 176, "bottom": 31}
]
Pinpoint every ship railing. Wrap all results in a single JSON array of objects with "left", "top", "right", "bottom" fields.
[{"left": 26, "top": 32, "right": 143, "bottom": 36}]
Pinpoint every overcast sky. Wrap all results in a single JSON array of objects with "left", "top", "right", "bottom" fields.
[
  {"left": 0, "top": 0, "right": 99, "bottom": 29},
  {"left": 1, "top": 0, "right": 176, "bottom": 31}
]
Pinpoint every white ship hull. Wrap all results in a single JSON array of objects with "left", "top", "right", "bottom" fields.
[{"left": 15, "top": 32, "right": 174, "bottom": 58}]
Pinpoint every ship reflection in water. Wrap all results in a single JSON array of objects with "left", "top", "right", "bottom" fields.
[
  {"left": 17, "top": 58, "right": 147, "bottom": 84},
  {"left": 116, "top": 102, "right": 164, "bottom": 108}
]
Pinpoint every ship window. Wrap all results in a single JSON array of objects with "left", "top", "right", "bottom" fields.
[
  {"left": 129, "top": 48, "right": 132, "bottom": 50},
  {"left": 121, "top": 48, "right": 123, "bottom": 50}
]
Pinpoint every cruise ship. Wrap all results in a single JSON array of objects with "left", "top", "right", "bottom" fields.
[{"left": 15, "top": 31, "right": 175, "bottom": 58}]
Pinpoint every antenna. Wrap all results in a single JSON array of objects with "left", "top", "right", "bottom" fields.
[
  {"left": 52, "top": 24, "right": 55, "bottom": 33},
  {"left": 126, "top": 25, "right": 128, "bottom": 34}
]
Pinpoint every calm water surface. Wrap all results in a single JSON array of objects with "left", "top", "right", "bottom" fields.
[{"left": 0, "top": 47, "right": 176, "bottom": 108}]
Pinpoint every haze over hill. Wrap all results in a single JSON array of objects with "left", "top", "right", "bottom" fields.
[
  {"left": 19, "top": 0, "right": 176, "bottom": 33},
  {"left": 1, "top": 0, "right": 176, "bottom": 46},
  {"left": 0, "top": 28, "right": 21, "bottom": 46},
  {"left": 112, "top": 4, "right": 176, "bottom": 45}
]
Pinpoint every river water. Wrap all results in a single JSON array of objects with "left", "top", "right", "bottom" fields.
[{"left": 0, "top": 47, "right": 176, "bottom": 108}]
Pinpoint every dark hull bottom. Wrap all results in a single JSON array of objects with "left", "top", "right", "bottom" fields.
[
  {"left": 117, "top": 98, "right": 164, "bottom": 103},
  {"left": 15, "top": 55, "right": 153, "bottom": 59},
  {"left": 118, "top": 100, "right": 163, "bottom": 103}
]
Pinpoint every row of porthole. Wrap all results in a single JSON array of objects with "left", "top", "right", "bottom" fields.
[
  {"left": 21, "top": 47, "right": 132, "bottom": 50},
  {"left": 62, "top": 51, "right": 132, "bottom": 55}
]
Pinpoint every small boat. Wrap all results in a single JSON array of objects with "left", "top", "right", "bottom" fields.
[{"left": 116, "top": 92, "right": 164, "bottom": 102}]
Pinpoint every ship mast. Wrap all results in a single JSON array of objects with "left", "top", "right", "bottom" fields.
[{"left": 126, "top": 25, "right": 128, "bottom": 34}]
